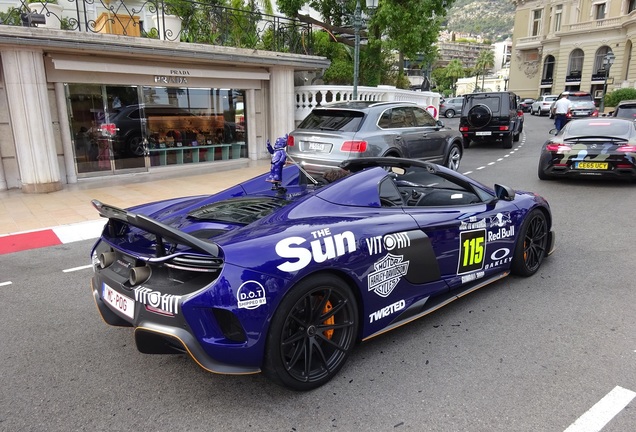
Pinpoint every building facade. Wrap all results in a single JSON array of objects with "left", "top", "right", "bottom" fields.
[
  {"left": 510, "top": 0, "right": 636, "bottom": 103},
  {"left": 0, "top": 6, "right": 328, "bottom": 192}
]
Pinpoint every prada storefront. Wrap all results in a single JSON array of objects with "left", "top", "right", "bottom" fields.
[{"left": 46, "top": 55, "right": 267, "bottom": 178}]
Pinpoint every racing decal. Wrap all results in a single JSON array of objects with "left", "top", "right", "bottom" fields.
[
  {"left": 236, "top": 281, "right": 267, "bottom": 310},
  {"left": 365, "top": 232, "right": 411, "bottom": 256},
  {"left": 460, "top": 216, "right": 487, "bottom": 231},
  {"left": 133, "top": 287, "right": 181, "bottom": 315},
  {"left": 369, "top": 299, "right": 406, "bottom": 323},
  {"left": 461, "top": 270, "right": 485, "bottom": 284},
  {"left": 275, "top": 228, "right": 356, "bottom": 272},
  {"left": 368, "top": 253, "right": 410, "bottom": 297},
  {"left": 488, "top": 225, "right": 515, "bottom": 241},
  {"left": 457, "top": 229, "right": 486, "bottom": 275},
  {"left": 489, "top": 212, "right": 512, "bottom": 228},
  {"left": 484, "top": 248, "right": 512, "bottom": 270}
]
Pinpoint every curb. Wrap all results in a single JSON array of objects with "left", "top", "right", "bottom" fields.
[{"left": 0, "top": 219, "right": 105, "bottom": 255}]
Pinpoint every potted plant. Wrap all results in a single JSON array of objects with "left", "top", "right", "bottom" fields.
[{"left": 27, "top": 0, "right": 64, "bottom": 30}]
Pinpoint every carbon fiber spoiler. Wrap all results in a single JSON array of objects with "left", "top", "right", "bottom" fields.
[{"left": 91, "top": 199, "right": 220, "bottom": 257}]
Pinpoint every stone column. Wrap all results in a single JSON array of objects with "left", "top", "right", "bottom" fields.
[
  {"left": 1, "top": 49, "right": 62, "bottom": 193},
  {"left": 268, "top": 66, "right": 296, "bottom": 142}
]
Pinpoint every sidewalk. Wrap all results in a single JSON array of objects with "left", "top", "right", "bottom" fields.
[{"left": 0, "top": 160, "right": 270, "bottom": 254}]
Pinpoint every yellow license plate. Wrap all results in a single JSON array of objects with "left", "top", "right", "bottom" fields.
[{"left": 576, "top": 162, "right": 608, "bottom": 170}]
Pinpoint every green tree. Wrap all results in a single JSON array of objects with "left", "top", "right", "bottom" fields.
[
  {"left": 604, "top": 88, "right": 636, "bottom": 108},
  {"left": 277, "top": 0, "right": 454, "bottom": 87},
  {"left": 475, "top": 48, "right": 494, "bottom": 91},
  {"left": 444, "top": 59, "right": 464, "bottom": 96}
]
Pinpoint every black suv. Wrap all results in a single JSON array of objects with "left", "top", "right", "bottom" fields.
[{"left": 459, "top": 92, "right": 524, "bottom": 149}]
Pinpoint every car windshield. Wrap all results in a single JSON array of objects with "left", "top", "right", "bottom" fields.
[
  {"left": 466, "top": 96, "right": 501, "bottom": 111},
  {"left": 568, "top": 94, "right": 592, "bottom": 102},
  {"left": 615, "top": 106, "right": 636, "bottom": 119},
  {"left": 565, "top": 121, "right": 632, "bottom": 137},
  {"left": 545, "top": 97, "right": 557, "bottom": 102},
  {"left": 297, "top": 109, "right": 364, "bottom": 132}
]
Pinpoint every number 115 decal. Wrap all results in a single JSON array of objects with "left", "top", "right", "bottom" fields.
[{"left": 458, "top": 229, "right": 486, "bottom": 274}]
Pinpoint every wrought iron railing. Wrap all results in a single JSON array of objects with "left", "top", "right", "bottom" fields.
[{"left": 0, "top": 0, "right": 313, "bottom": 54}]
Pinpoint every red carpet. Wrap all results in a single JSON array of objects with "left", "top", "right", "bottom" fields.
[{"left": 0, "top": 230, "right": 61, "bottom": 255}]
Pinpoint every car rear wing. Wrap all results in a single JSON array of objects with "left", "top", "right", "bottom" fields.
[{"left": 92, "top": 199, "right": 220, "bottom": 257}]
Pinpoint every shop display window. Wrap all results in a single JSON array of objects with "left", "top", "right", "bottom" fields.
[{"left": 67, "top": 84, "right": 247, "bottom": 176}]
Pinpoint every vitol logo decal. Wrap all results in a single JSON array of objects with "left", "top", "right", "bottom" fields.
[
  {"left": 365, "top": 232, "right": 411, "bottom": 256},
  {"left": 275, "top": 228, "right": 357, "bottom": 272},
  {"left": 367, "top": 254, "right": 410, "bottom": 298},
  {"left": 369, "top": 299, "right": 406, "bottom": 323},
  {"left": 133, "top": 287, "right": 181, "bottom": 315},
  {"left": 237, "top": 281, "right": 267, "bottom": 310}
]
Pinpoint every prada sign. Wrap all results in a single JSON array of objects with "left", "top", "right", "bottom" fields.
[{"left": 154, "top": 69, "right": 191, "bottom": 84}]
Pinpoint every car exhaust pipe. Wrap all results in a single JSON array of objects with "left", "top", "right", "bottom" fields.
[
  {"left": 99, "top": 251, "right": 117, "bottom": 269},
  {"left": 129, "top": 266, "right": 151, "bottom": 286}
]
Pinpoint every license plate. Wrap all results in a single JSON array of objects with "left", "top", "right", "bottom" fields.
[
  {"left": 308, "top": 142, "right": 326, "bottom": 152},
  {"left": 103, "top": 283, "right": 135, "bottom": 319},
  {"left": 475, "top": 131, "right": 491, "bottom": 136},
  {"left": 575, "top": 162, "right": 608, "bottom": 170},
  {"left": 573, "top": 111, "right": 586, "bottom": 116}
]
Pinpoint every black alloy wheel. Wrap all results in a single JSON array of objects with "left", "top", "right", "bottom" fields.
[
  {"left": 263, "top": 274, "right": 358, "bottom": 391},
  {"left": 511, "top": 209, "right": 549, "bottom": 277}
]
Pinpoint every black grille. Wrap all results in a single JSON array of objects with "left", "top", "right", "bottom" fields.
[{"left": 188, "top": 197, "right": 288, "bottom": 224}]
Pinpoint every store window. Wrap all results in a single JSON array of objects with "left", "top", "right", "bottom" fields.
[
  {"left": 67, "top": 85, "right": 247, "bottom": 176},
  {"left": 568, "top": 49, "right": 585, "bottom": 77},
  {"left": 542, "top": 55, "right": 556, "bottom": 80},
  {"left": 594, "top": 46, "right": 613, "bottom": 73}
]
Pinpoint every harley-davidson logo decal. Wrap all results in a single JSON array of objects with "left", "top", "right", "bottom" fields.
[{"left": 367, "top": 254, "right": 409, "bottom": 298}]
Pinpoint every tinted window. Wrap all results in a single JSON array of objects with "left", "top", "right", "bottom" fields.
[
  {"left": 614, "top": 106, "right": 636, "bottom": 119},
  {"left": 466, "top": 96, "right": 501, "bottom": 112},
  {"left": 566, "top": 121, "right": 633, "bottom": 137},
  {"left": 568, "top": 94, "right": 593, "bottom": 102},
  {"left": 412, "top": 107, "right": 436, "bottom": 127},
  {"left": 298, "top": 109, "right": 364, "bottom": 132}
]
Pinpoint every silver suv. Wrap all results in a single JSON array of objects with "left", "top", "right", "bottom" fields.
[
  {"left": 549, "top": 91, "right": 598, "bottom": 119},
  {"left": 287, "top": 101, "right": 464, "bottom": 175}
]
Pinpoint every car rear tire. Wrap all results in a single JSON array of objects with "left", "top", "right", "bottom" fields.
[
  {"left": 444, "top": 143, "right": 461, "bottom": 171},
  {"left": 537, "top": 164, "right": 553, "bottom": 180},
  {"left": 511, "top": 209, "right": 549, "bottom": 277},
  {"left": 263, "top": 274, "right": 359, "bottom": 391},
  {"left": 502, "top": 134, "right": 513, "bottom": 149},
  {"left": 467, "top": 104, "right": 492, "bottom": 128},
  {"left": 445, "top": 109, "right": 455, "bottom": 118},
  {"left": 462, "top": 138, "right": 471, "bottom": 149}
]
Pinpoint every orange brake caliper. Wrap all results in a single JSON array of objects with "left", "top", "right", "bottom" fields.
[{"left": 322, "top": 300, "right": 334, "bottom": 339}]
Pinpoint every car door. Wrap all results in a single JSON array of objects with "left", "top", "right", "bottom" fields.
[
  {"left": 380, "top": 106, "right": 428, "bottom": 159},
  {"left": 410, "top": 106, "right": 448, "bottom": 162},
  {"left": 400, "top": 171, "right": 522, "bottom": 289}
]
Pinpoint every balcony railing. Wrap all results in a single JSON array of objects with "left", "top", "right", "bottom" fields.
[
  {"left": 0, "top": 0, "right": 313, "bottom": 54},
  {"left": 294, "top": 85, "right": 441, "bottom": 124}
]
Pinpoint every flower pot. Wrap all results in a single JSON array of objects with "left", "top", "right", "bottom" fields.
[
  {"left": 151, "top": 14, "right": 182, "bottom": 41},
  {"left": 28, "top": 3, "right": 63, "bottom": 30}
]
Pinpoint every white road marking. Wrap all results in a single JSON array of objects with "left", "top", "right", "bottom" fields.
[
  {"left": 563, "top": 386, "right": 636, "bottom": 432},
  {"left": 477, "top": 166, "right": 485, "bottom": 170},
  {"left": 497, "top": 158, "right": 504, "bottom": 162},
  {"left": 462, "top": 171, "right": 473, "bottom": 175},
  {"left": 488, "top": 162, "right": 495, "bottom": 166},
  {"left": 63, "top": 264, "right": 93, "bottom": 273},
  {"left": 0, "top": 281, "right": 12, "bottom": 287}
]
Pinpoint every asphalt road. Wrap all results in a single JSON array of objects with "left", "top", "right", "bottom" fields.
[{"left": 1, "top": 113, "right": 635, "bottom": 432}]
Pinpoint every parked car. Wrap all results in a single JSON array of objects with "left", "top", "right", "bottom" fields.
[
  {"left": 610, "top": 99, "right": 636, "bottom": 120},
  {"left": 549, "top": 91, "right": 598, "bottom": 119},
  {"left": 519, "top": 98, "right": 535, "bottom": 112},
  {"left": 287, "top": 101, "right": 464, "bottom": 174},
  {"left": 459, "top": 91, "right": 524, "bottom": 149},
  {"left": 538, "top": 117, "right": 636, "bottom": 180},
  {"left": 439, "top": 97, "right": 464, "bottom": 118},
  {"left": 530, "top": 95, "right": 558, "bottom": 116},
  {"left": 90, "top": 157, "right": 555, "bottom": 390}
]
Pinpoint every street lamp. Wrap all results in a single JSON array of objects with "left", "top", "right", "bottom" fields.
[
  {"left": 347, "top": 0, "right": 378, "bottom": 100},
  {"left": 599, "top": 51, "right": 615, "bottom": 114}
]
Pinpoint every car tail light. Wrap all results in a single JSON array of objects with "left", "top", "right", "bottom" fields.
[
  {"left": 287, "top": 135, "right": 295, "bottom": 147},
  {"left": 499, "top": 126, "right": 510, "bottom": 131},
  {"left": 517, "top": 110, "right": 524, "bottom": 116},
  {"left": 617, "top": 163, "right": 634, "bottom": 168},
  {"left": 591, "top": 110, "right": 599, "bottom": 117},
  {"left": 459, "top": 126, "right": 469, "bottom": 132},
  {"left": 617, "top": 145, "right": 636, "bottom": 152},
  {"left": 566, "top": 112, "right": 572, "bottom": 119},
  {"left": 546, "top": 143, "right": 571, "bottom": 152},
  {"left": 341, "top": 140, "right": 368, "bottom": 152}
]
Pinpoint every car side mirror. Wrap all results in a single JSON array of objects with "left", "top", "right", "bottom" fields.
[
  {"left": 436, "top": 120, "right": 445, "bottom": 128},
  {"left": 494, "top": 184, "right": 515, "bottom": 201},
  {"left": 549, "top": 128, "right": 558, "bottom": 135}
]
